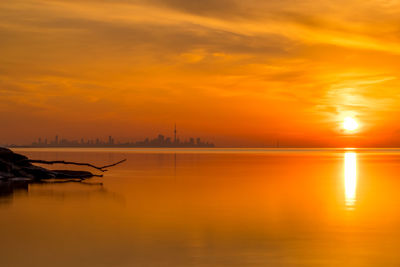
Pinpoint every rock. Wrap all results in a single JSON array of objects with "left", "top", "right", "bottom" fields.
[
  {"left": 0, "top": 147, "right": 95, "bottom": 180},
  {"left": 0, "top": 147, "right": 12, "bottom": 153},
  {"left": 0, "top": 148, "right": 29, "bottom": 164},
  {"left": 8, "top": 177, "right": 33, "bottom": 182},
  {"left": 0, "top": 160, "right": 11, "bottom": 173}
]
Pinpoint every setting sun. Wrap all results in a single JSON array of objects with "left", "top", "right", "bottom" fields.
[
  {"left": 343, "top": 117, "right": 359, "bottom": 132},
  {"left": 5, "top": 0, "right": 400, "bottom": 265}
]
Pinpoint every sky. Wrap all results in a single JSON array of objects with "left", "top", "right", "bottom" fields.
[{"left": 1, "top": 0, "right": 400, "bottom": 147}]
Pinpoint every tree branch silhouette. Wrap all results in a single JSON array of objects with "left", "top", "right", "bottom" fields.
[{"left": 23, "top": 159, "right": 126, "bottom": 172}]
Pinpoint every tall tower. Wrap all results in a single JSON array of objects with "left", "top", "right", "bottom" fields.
[{"left": 174, "top": 124, "right": 177, "bottom": 144}]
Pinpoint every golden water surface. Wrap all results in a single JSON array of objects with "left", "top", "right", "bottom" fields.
[{"left": 1, "top": 148, "right": 400, "bottom": 266}]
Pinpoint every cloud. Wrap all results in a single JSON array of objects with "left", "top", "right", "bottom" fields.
[{"left": 2, "top": 0, "right": 400, "bottom": 145}]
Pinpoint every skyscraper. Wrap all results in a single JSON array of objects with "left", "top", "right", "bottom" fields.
[
  {"left": 174, "top": 124, "right": 177, "bottom": 144},
  {"left": 108, "top": 136, "right": 114, "bottom": 145}
]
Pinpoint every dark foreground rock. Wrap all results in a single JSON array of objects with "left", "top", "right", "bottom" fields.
[
  {"left": 0, "top": 147, "right": 124, "bottom": 181},
  {"left": 0, "top": 147, "right": 128, "bottom": 199}
]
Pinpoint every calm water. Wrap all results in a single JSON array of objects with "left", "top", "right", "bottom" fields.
[{"left": 1, "top": 148, "right": 400, "bottom": 266}]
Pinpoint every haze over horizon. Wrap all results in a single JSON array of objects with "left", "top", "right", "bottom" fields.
[{"left": 2, "top": 0, "right": 400, "bottom": 147}]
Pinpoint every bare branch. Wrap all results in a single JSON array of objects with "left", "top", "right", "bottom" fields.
[
  {"left": 99, "top": 159, "right": 127, "bottom": 170},
  {"left": 40, "top": 180, "right": 103, "bottom": 186},
  {"left": 22, "top": 159, "right": 126, "bottom": 172}
]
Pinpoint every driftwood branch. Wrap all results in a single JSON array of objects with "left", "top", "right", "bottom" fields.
[
  {"left": 99, "top": 159, "right": 127, "bottom": 170},
  {"left": 40, "top": 180, "right": 104, "bottom": 186},
  {"left": 0, "top": 148, "right": 125, "bottom": 198},
  {"left": 23, "top": 159, "right": 126, "bottom": 172}
]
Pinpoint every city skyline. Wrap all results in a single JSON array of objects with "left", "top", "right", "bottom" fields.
[{"left": 7, "top": 125, "right": 215, "bottom": 148}]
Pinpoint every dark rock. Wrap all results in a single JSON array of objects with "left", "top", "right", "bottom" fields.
[
  {"left": 0, "top": 147, "right": 12, "bottom": 153},
  {"left": 0, "top": 148, "right": 29, "bottom": 164},
  {"left": 0, "top": 147, "right": 95, "bottom": 180},
  {"left": 0, "top": 160, "right": 11, "bottom": 173}
]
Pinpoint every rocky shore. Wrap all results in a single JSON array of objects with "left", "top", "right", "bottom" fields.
[{"left": 0, "top": 147, "right": 96, "bottom": 181}]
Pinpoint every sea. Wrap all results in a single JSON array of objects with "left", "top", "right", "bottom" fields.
[{"left": 1, "top": 148, "right": 400, "bottom": 266}]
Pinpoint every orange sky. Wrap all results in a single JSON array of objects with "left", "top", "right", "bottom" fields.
[{"left": 1, "top": 0, "right": 400, "bottom": 147}]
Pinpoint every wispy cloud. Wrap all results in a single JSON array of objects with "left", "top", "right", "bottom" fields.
[{"left": 2, "top": 0, "right": 400, "bottom": 145}]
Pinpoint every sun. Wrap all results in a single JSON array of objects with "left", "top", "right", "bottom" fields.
[{"left": 343, "top": 117, "right": 359, "bottom": 132}]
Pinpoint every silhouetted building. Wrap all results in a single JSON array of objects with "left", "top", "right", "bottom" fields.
[
  {"left": 25, "top": 125, "right": 215, "bottom": 148},
  {"left": 174, "top": 124, "right": 177, "bottom": 144},
  {"left": 108, "top": 136, "right": 114, "bottom": 145}
]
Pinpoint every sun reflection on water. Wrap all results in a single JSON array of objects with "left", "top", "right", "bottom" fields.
[{"left": 344, "top": 152, "right": 357, "bottom": 209}]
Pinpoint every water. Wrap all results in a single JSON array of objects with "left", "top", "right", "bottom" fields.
[{"left": 1, "top": 148, "right": 400, "bottom": 266}]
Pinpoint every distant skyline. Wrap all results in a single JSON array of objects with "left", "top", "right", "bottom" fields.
[
  {"left": 4, "top": 125, "right": 214, "bottom": 148},
  {"left": 3, "top": 125, "right": 400, "bottom": 148},
  {"left": 2, "top": 0, "right": 400, "bottom": 147},
  {"left": 10, "top": 130, "right": 215, "bottom": 148}
]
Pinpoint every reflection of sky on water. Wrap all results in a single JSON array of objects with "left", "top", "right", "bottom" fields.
[
  {"left": 344, "top": 152, "right": 357, "bottom": 210},
  {"left": 2, "top": 149, "right": 400, "bottom": 266},
  {"left": 0, "top": 179, "right": 122, "bottom": 205}
]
